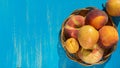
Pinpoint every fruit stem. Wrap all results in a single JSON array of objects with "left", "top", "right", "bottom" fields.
[{"left": 81, "top": 48, "right": 84, "bottom": 53}]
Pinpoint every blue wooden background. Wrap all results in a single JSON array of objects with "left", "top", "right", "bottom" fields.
[{"left": 0, "top": 0, "right": 120, "bottom": 68}]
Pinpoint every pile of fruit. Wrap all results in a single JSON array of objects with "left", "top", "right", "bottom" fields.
[{"left": 61, "top": 8, "right": 119, "bottom": 64}]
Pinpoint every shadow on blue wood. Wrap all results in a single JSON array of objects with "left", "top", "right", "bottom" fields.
[
  {"left": 112, "top": 17, "right": 120, "bottom": 27},
  {"left": 57, "top": 30, "right": 110, "bottom": 68}
]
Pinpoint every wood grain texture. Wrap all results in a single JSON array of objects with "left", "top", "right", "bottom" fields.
[{"left": 0, "top": 0, "right": 120, "bottom": 68}]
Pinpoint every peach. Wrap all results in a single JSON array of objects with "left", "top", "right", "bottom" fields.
[
  {"left": 85, "top": 9, "right": 108, "bottom": 30},
  {"left": 66, "top": 15, "right": 85, "bottom": 28},
  {"left": 78, "top": 25, "right": 99, "bottom": 49},
  {"left": 99, "top": 26, "right": 119, "bottom": 48},
  {"left": 78, "top": 44, "right": 104, "bottom": 64},
  {"left": 106, "top": 0, "right": 120, "bottom": 16},
  {"left": 64, "top": 25, "right": 79, "bottom": 39},
  {"left": 65, "top": 38, "right": 79, "bottom": 53}
]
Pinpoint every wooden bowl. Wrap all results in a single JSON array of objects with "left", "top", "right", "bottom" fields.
[{"left": 60, "top": 7, "right": 117, "bottom": 66}]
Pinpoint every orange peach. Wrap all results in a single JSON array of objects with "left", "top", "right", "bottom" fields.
[
  {"left": 99, "top": 26, "right": 119, "bottom": 48},
  {"left": 78, "top": 25, "right": 99, "bottom": 49},
  {"left": 65, "top": 38, "right": 79, "bottom": 53},
  {"left": 85, "top": 9, "right": 108, "bottom": 30},
  {"left": 106, "top": 0, "right": 120, "bottom": 16},
  {"left": 66, "top": 15, "right": 85, "bottom": 28}
]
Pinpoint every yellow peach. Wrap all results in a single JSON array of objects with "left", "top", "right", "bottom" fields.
[
  {"left": 78, "top": 25, "right": 99, "bottom": 49},
  {"left": 78, "top": 44, "right": 104, "bottom": 64},
  {"left": 65, "top": 38, "right": 79, "bottom": 53}
]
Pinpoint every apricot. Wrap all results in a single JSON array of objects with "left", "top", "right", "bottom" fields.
[
  {"left": 78, "top": 25, "right": 99, "bottom": 49},
  {"left": 65, "top": 38, "right": 79, "bottom": 53},
  {"left": 99, "top": 26, "right": 119, "bottom": 48},
  {"left": 85, "top": 9, "right": 108, "bottom": 30},
  {"left": 66, "top": 15, "right": 85, "bottom": 28},
  {"left": 78, "top": 44, "right": 104, "bottom": 64}
]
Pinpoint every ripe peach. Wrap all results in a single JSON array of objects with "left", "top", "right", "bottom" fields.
[
  {"left": 64, "top": 25, "right": 79, "bottom": 39},
  {"left": 78, "top": 44, "right": 104, "bottom": 64},
  {"left": 85, "top": 9, "right": 108, "bottom": 30},
  {"left": 65, "top": 38, "right": 79, "bottom": 53},
  {"left": 66, "top": 15, "right": 85, "bottom": 28},
  {"left": 99, "top": 26, "right": 119, "bottom": 48},
  {"left": 78, "top": 25, "right": 99, "bottom": 49},
  {"left": 106, "top": 0, "right": 120, "bottom": 16}
]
